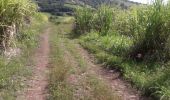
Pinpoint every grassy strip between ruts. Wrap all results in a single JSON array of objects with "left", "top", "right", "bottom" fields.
[{"left": 48, "top": 23, "right": 74, "bottom": 100}]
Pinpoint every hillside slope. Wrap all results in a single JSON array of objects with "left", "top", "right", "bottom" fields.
[
  {"left": 76, "top": 0, "right": 140, "bottom": 8},
  {"left": 35, "top": 0, "right": 139, "bottom": 15}
]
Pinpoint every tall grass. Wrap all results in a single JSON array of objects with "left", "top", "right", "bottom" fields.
[
  {"left": 75, "top": 5, "right": 114, "bottom": 35},
  {"left": 0, "top": 0, "right": 36, "bottom": 51},
  {"left": 129, "top": 0, "right": 170, "bottom": 62},
  {"left": 0, "top": 0, "right": 36, "bottom": 26},
  {"left": 93, "top": 5, "right": 113, "bottom": 35},
  {"left": 76, "top": 0, "right": 170, "bottom": 99},
  {"left": 76, "top": 0, "right": 170, "bottom": 62},
  {"left": 74, "top": 7, "right": 93, "bottom": 34}
]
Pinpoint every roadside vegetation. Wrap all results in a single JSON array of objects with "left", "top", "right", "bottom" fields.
[
  {"left": 75, "top": 0, "right": 170, "bottom": 99},
  {"left": 0, "top": 0, "right": 48, "bottom": 99},
  {"left": 2, "top": 0, "right": 170, "bottom": 99}
]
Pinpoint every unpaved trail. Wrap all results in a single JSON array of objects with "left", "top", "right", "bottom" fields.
[
  {"left": 17, "top": 22, "right": 151, "bottom": 100},
  {"left": 62, "top": 37, "right": 150, "bottom": 100},
  {"left": 20, "top": 28, "right": 50, "bottom": 100},
  {"left": 74, "top": 44, "right": 152, "bottom": 100},
  {"left": 49, "top": 22, "right": 152, "bottom": 100}
]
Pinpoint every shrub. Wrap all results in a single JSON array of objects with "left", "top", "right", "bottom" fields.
[
  {"left": 74, "top": 7, "right": 93, "bottom": 34},
  {"left": 93, "top": 5, "right": 114, "bottom": 35},
  {"left": 0, "top": 0, "right": 36, "bottom": 51},
  {"left": 129, "top": 0, "right": 170, "bottom": 62},
  {"left": 75, "top": 0, "right": 170, "bottom": 62},
  {"left": 78, "top": 0, "right": 170, "bottom": 99},
  {"left": 74, "top": 5, "right": 114, "bottom": 36},
  {"left": 114, "top": 9, "right": 131, "bottom": 36}
]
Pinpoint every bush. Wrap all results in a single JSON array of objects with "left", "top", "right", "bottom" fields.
[
  {"left": 74, "top": 0, "right": 170, "bottom": 63},
  {"left": 93, "top": 5, "right": 114, "bottom": 35},
  {"left": 0, "top": 0, "right": 37, "bottom": 51},
  {"left": 74, "top": 5, "right": 114, "bottom": 36},
  {"left": 114, "top": 9, "right": 131, "bottom": 36},
  {"left": 129, "top": 0, "right": 170, "bottom": 62},
  {"left": 78, "top": 0, "right": 170, "bottom": 99},
  {"left": 74, "top": 7, "right": 93, "bottom": 34}
]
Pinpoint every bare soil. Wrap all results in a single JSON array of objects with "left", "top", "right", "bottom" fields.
[{"left": 19, "top": 28, "right": 50, "bottom": 100}]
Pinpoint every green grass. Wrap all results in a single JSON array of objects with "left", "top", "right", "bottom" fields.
[
  {"left": 48, "top": 23, "right": 74, "bottom": 100},
  {"left": 64, "top": 39, "right": 87, "bottom": 73},
  {"left": 74, "top": 5, "right": 114, "bottom": 35},
  {"left": 49, "top": 16, "right": 74, "bottom": 25},
  {"left": 80, "top": 32, "right": 133, "bottom": 56},
  {"left": 79, "top": 31, "right": 170, "bottom": 99},
  {"left": 64, "top": 3, "right": 83, "bottom": 10},
  {"left": 0, "top": 0, "right": 37, "bottom": 50},
  {"left": 0, "top": 0, "right": 36, "bottom": 26},
  {"left": 18, "top": 13, "right": 49, "bottom": 48}
]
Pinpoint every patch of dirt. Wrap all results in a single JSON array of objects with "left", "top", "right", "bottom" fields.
[
  {"left": 18, "top": 28, "right": 50, "bottom": 100},
  {"left": 75, "top": 44, "right": 153, "bottom": 100}
]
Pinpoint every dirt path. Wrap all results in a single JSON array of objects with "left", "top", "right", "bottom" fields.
[
  {"left": 61, "top": 36, "right": 147, "bottom": 100},
  {"left": 74, "top": 44, "right": 152, "bottom": 100},
  {"left": 19, "top": 28, "right": 50, "bottom": 100},
  {"left": 17, "top": 22, "right": 151, "bottom": 100},
  {"left": 48, "top": 23, "right": 151, "bottom": 100}
]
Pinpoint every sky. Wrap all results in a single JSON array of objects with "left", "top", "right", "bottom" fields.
[{"left": 129, "top": 0, "right": 168, "bottom": 4}]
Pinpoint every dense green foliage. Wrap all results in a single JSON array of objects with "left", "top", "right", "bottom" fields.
[
  {"left": 0, "top": 0, "right": 36, "bottom": 26},
  {"left": 129, "top": 1, "right": 170, "bottom": 62},
  {"left": 76, "top": 0, "right": 170, "bottom": 99},
  {"left": 0, "top": 0, "right": 36, "bottom": 51},
  {"left": 76, "top": 0, "right": 170, "bottom": 61},
  {"left": 75, "top": 5, "right": 113, "bottom": 35},
  {"left": 94, "top": 5, "right": 113, "bottom": 35},
  {"left": 75, "top": 7, "right": 93, "bottom": 34},
  {"left": 0, "top": 0, "right": 36, "bottom": 25}
]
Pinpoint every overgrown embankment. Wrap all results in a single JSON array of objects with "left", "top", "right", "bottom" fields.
[
  {"left": 0, "top": 0, "right": 49, "bottom": 98},
  {"left": 0, "top": 0, "right": 37, "bottom": 53},
  {"left": 0, "top": 12, "right": 48, "bottom": 99},
  {"left": 74, "top": 0, "right": 170, "bottom": 99}
]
